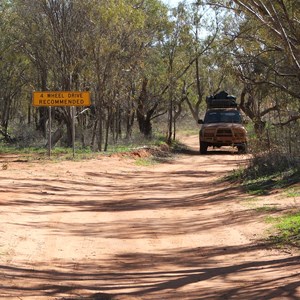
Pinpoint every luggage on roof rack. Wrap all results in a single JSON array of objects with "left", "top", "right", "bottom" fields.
[{"left": 206, "top": 91, "right": 237, "bottom": 109}]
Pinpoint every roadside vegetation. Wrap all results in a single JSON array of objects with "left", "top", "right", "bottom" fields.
[
  {"left": 226, "top": 130, "right": 300, "bottom": 250},
  {"left": 0, "top": 132, "right": 173, "bottom": 162},
  {"left": 268, "top": 213, "right": 300, "bottom": 248}
]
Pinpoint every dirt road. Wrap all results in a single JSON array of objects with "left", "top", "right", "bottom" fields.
[{"left": 0, "top": 135, "right": 299, "bottom": 300}]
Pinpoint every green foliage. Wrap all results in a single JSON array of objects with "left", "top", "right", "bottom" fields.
[
  {"left": 269, "top": 213, "right": 300, "bottom": 248},
  {"left": 224, "top": 166, "right": 245, "bottom": 182},
  {"left": 0, "top": 143, "right": 98, "bottom": 161},
  {"left": 285, "top": 187, "right": 300, "bottom": 198},
  {"left": 134, "top": 157, "right": 158, "bottom": 166},
  {"left": 105, "top": 133, "right": 167, "bottom": 152},
  {"left": 226, "top": 149, "right": 300, "bottom": 195},
  {"left": 237, "top": 169, "right": 299, "bottom": 195},
  {"left": 225, "top": 140, "right": 300, "bottom": 249},
  {"left": 253, "top": 151, "right": 296, "bottom": 178},
  {"left": 254, "top": 205, "right": 280, "bottom": 213},
  {"left": 0, "top": 144, "right": 37, "bottom": 155},
  {"left": 0, "top": 132, "right": 173, "bottom": 162},
  {"left": 0, "top": 0, "right": 299, "bottom": 155}
]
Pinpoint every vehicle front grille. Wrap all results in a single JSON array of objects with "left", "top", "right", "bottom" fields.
[
  {"left": 204, "top": 131, "right": 215, "bottom": 137},
  {"left": 216, "top": 128, "right": 232, "bottom": 137}
]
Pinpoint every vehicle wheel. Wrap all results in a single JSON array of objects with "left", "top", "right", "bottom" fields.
[
  {"left": 200, "top": 142, "right": 208, "bottom": 154},
  {"left": 237, "top": 143, "right": 247, "bottom": 154}
]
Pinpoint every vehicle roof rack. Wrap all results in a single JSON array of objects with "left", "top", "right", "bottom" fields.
[{"left": 206, "top": 91, "right": 237, "bottom": 109}]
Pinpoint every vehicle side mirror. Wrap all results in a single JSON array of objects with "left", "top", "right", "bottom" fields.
[{"left": 198, "top": 119, "right": 203, "bottom": 124}]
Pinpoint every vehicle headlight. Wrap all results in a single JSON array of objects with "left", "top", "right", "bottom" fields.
[
  {"left": 203, "top": 129, "right": 215, "bottom": 137},
  {"left": 234, "top": 130, "right": 245, "bottom": 138}
]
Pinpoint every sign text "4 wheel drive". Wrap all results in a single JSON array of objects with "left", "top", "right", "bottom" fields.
[{"left": 33, "top": 91, "right": 91, "bottom": 107}]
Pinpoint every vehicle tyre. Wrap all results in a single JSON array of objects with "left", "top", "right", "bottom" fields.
[
  {"left": 237, "top": 143, "right": 247, "bottom": 154},
  {"left": 200, "top": 141, "right": 208, "bottom": 154}
]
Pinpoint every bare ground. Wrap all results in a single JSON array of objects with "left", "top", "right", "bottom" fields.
[{"left": 0, "top": 135, "right": 299, "bottom": 300}]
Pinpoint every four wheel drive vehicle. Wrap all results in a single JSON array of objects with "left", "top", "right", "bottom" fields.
[{"left": 198, "top": 91, "right": 248, "bottom": 154}]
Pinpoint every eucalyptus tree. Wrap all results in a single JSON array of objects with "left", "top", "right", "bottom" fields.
[
  {"left": 85, "top": 0, "right": 170, "bottom": 148},
  {"left": 201, "top": 0, "right": 300, "bottom": 156},
  {"left": 137, "top": 1, "right": 228, "bottom": 141},
  {"left": 162, "top": 2, "right": 194, "bottom": 143},
  {"left": 208, "top": 0, "right": 300, "bottom": 132},
  {"left": 0, "top": 1, "right": 28, "bottom": 141},
  {"left": 131, "top": 0, "right": 172, "bottom": 139},
  {"left": 166, "top": 1, "right": 227, "bottom": 127},
  {"left": 233, "top": 1, "right": 299, "bottom": 128},
  {"left": 14, "top": 0, "right": 93, "bottom": 146},
  {"left": 83, "top": 0, "right": 171, "bottom": 147},
  {"left": 10, "top": 0, "right": 172, "bottom": 149},
  {"left": 232, "top": 0, "right": 300, "bottom": 77},
  {"left": 86, "top": 0, "right": 132, "bottom": 150},
  {"left": 13, "top": 0, "right": 51, "bottom": 135}
]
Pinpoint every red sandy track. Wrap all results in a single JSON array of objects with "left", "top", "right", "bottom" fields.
[{"left": 0, "top": 135, "right": 299, "bottom": 300}]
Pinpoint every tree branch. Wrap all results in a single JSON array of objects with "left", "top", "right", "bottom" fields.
[{"left": 273, "top": 115, "right": 300, "bottom": 126}]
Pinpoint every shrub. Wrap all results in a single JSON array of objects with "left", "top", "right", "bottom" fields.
[
  {"left": 245, "top": 150, "right": 299, "bottom": 179},
  {"left": 12, "top": 123, "right": 45, "bottom": 148}
]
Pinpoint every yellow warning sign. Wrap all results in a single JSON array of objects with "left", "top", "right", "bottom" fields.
[{"left": 33, "top": 91, "right": 91, "bottom": 106}]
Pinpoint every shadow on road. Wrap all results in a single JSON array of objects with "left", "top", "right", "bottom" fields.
[
  {"left": 0, "top": 139, "right": 297, "bottom": 300},
  {"left": 175, "top": 145, "right": 241, "bottom": 156},
  {"left": 1, "top": 249, "right": 299, "bottom": 300}
]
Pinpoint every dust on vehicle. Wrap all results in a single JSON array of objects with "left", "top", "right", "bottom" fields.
[{"left": 198, "top": 91, "right": 247, "bottom": 154}]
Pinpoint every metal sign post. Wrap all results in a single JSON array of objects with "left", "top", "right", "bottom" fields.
[
  {"left": 32, "top": 91, "right": 91, "bottom": 159},
  {"left": 48, "top": 106, "right": 52, "bottom": 158},
  {"left": 72, "top": 106, "right": 76, "bottom": 158}
]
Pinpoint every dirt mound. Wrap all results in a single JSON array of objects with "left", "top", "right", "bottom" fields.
[{"left": 110, "top": 144, "right": 171, "bottom": 159}]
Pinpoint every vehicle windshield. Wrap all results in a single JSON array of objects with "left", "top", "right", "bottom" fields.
[{"left": 204, "top": 110, "right": 242, "bottom": 124}]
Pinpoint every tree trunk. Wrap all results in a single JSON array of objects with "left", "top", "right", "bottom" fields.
[
  {"left": 36, "top": 69, "right": 48, "bottom": 137},
  {"left": 240, "top": 87, "right": 266, "bottom": 136},
  {"left": 45, "top": 127, "right": 63, "bottom": 148},
  {"left": 104, "top": 107, "right": 111, "bottom": 151},
  {"left": 136, "top": 78, "right": 155, "bottom": 138},
  {"left": 116, "top": 105, "right": 122, "bottom": 141},
  {"left": 60, "top": 107, "right": 73, "bottom": 148},
  {"left": 167, "top": 98, "right": 173, "bottom": 145},
  {"left": 126, "top": 107, "right": 135, "bottom": 139},
  {"left": 98, "top": 117, "right": 103, "bottom": 151}
]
